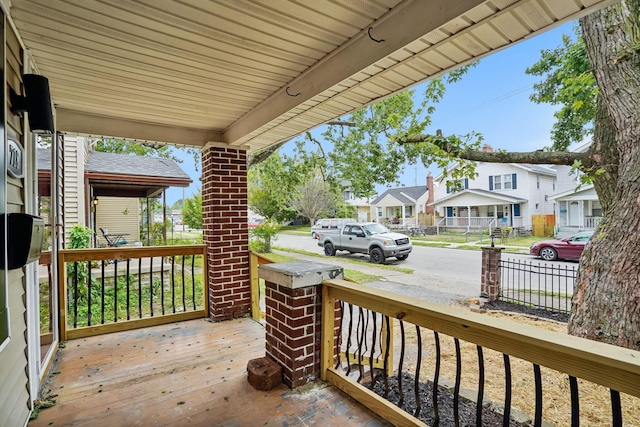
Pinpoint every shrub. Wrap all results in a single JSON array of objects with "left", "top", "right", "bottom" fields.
[{"left": 249, "top": 221, "right": 281, "bottom": 253}]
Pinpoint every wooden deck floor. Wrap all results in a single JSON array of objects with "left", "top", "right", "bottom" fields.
[{"left": 29, "top": 318, "right": 390, "bottom": 426}]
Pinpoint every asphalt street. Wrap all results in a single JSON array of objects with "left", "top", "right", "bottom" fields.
[{"left": 273, "top": 233, "right": 577, "bottom": 305}]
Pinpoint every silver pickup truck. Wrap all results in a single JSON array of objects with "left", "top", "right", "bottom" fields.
[{"left": 317, "top": 222, "right": 412, "bottom": 264}]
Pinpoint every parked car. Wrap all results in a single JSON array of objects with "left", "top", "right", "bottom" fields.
[
  {"left": 530, "top": 231, "right": 594, "bottom": 261},
  {"left": 311, "top": 218, "right": 357, "bottom": 239},
  {"left": 248, "top": 218, "right": 265, "bottom": 228}
]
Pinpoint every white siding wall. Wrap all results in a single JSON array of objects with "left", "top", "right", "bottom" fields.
[
  {"left": 526, "top": 173, "right": 556, "bottom": 216},
  {"left": 63, "top": 135, "right": 86, "bottom": 239},
  {"left": 554, "top": 164, "right": 581, "bottom": 194},
  {"left": 96, "top": 197, "right": 140, "bottom": 246}
]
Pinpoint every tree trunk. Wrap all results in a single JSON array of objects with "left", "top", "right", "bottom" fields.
[{"left": 568, "top": 0, "right": 640, "bottom": 350}]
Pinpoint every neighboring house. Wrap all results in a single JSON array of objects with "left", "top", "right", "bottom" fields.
[
  {"left": 370, "top": 174, "right": 434, "bottom": 227},
  {"left": 549, "top": 156, "right": 602, "bottom": 237},
  {"left": 431, "top": 146, "right": 556, "bottom": 231},
  {"left": 37, "top": 136, "right": 192, "bottom": 247},
  {"left": 343, "top": 189, "right": 371, "bottom": 222}
]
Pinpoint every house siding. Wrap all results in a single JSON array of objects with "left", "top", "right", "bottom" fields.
[
  {"left": 63, "top": 136, "right": 86, "bottom": 239},
  {"left": 96, "top": 197, "right": 140, "bottom": 246},
  {"left": 0, "top": 18, "right": 32, "bottom": 425}
]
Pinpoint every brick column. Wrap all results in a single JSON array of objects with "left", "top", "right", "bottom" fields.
[
  {"left": 481, "top": 246, "right": 502, "bottom": 300},
  {"left": 201, "top": 145, "right": 250, "bottom": 321},
  {"left": 259, "top": 261, "right": 343, "bottom": 389}
]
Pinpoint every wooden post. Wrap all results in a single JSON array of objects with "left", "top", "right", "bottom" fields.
[
  {"left": 321, "top": 285, "right": 336, "bottom": 381},
  {"left": 57, "top": 250, "right": 67, "bottom": 341},
  {"left": 249, "top": 252, "right": 260, "bottom": 322}
]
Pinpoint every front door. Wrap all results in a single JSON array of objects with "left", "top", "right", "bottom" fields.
[{"left": 569, "top": 201, "right": 580, "bottom": 226}]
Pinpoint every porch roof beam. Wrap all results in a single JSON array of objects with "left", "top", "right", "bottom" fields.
[
  {"left": 57, "top": 109, "right": 222, "bottom": 147},
  {"left": 223, "top": 0, "right": 485, "bottom": 146}
]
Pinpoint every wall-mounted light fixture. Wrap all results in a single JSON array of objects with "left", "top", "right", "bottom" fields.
[
  {"left": 10, "top": 74, "right": 54, "bottom": 135},
  {"left": 92, "top": 197, "right": 99, "bottom": 206}
]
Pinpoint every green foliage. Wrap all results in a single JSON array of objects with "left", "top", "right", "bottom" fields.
[
  {"left": 141, "top": 220, "right": 170, "bottom": 245},
  {"left": 281, "top": 65, "right": 479, "bottom": 199},
  {"left": 95, "top": 138, "right": 179, "bottom": 161},
  {"left": 68, "top": 224, "right": 92, "bottom": 249},
  {"left": 182, "top": 191, "right": 202, "bottom": 229},
  {"left": 334, "top": 203, "right": 356, "bottom": 219},
  {"left": 248, "top": 152, "right": 300, "bottom": 222},
  {"left": 70, "top": 269, "right": 204, "bottom": 328},
  {"left": 66, "top": 225, "right": 93, "bottom": 303},
  {"left": 526, "top": 28, "right": 597, "bottom": 150},
  {"left": 249, "top": 221, "right": 282, "bottom": 253}
]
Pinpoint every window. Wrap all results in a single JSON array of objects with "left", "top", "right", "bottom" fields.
[
  {"left": 377, "top": 207, "right": 382, "bottom": 217},
  {"left": 503, "top": 174, "right": 512, "bottom": 189},
  {"left": 446, "top": 178, "right": 468, "bottom": 194},
  {"left": 493, "top": 175, "right": 501, "bottom": 190},
  {"left": 536, "top": 174, "right": 540, "bottom": 189},
  {"left": 553, "top": 178, "right": 556, "bottom": 191},
  {"left": 490, "top": 174, "right": 517, "bottom": 191},
  {"left": 405, "top": 206, "right": 413, "bottom": 217}
]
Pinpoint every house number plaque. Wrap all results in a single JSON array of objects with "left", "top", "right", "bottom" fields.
[{"left": 7, "top": 139, "right": 24, "bottom": 179}]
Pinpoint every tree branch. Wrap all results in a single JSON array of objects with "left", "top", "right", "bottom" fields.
[
  {"left": 397, "top": 133, "right": 592, "bottom": 166},
  {"left": 326, "top": 120, "right": 356, "bottom": 127},
  {"left": 248, "top": 121, "right": 355, "bottom": 167},
  {"left": 248, "top": 139, "right": 289, "bottom": 167}
]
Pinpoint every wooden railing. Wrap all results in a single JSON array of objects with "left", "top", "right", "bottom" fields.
[
  {"left": 584, "top": 216, "right": 603, "bottom": 229},
  {"left": 320, "top": 279, "right": 640, "bottom": 426},
  {"left": 249, "top": 251, "right": 273, "bottom": 322},
  {"left": 58, "top": 245, "right": 208, "bottom": 340}
]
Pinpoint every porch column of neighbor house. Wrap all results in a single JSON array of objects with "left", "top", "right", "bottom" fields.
[
  {"left": 258, "top": 261, "right": 343, "bottom": 389},
  {"left": 480, "top": 246, "right": 502, "bottom": 300},
  {"left": 202, "top": 145, "right": 250, "bottom": 321},
  {"left": 425, "top": 173, "right": 434, "bottom": 214}
]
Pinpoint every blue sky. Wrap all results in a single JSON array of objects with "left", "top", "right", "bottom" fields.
[{"left": 166, "top": 21, "right": 576, "bottom": 204}]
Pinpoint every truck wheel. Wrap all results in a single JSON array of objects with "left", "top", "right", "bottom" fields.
[
  {"left": 396, "top": 254, "right": 409, "bottom": 261},
  {"left": 370, "top": 247, "right": 385, "bottom": 264},
  {"left": 324, "top": 242, "right": 336, "bottom": 256}
]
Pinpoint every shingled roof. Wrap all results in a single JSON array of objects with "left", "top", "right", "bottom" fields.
[
  {"left": 371, "top": 185, "right": 428, "bottom": 205},
  {"left": 37, "top": 148, "right": 192, "bottom": 198},
  {"left": 85, "top": 151, "right": 190, "bottom": 180}
]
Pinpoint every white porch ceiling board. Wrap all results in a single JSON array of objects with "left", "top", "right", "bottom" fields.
[
  {"left": 516, "top": 1, "right": 554, "bottom": 29},
  {"left": 9, "top": 0, "right": 617, "bottom": 152},
  {"left": 14, "top": 3, "right": 307, "bottom": 79},
  {"left": 437, "top": 42, "right": 475, "bottom": 63},
  {"left": 57, "top": 98, "right": 222, "bottom": 131},
  {"left": 455, "top": 33, "right": 493, "bottom": 56},
  {"left": 28, "top": 47, "right": 274, "bottom": 100}
]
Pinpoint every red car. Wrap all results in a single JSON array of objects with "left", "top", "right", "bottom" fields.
[
  {"left": 529, "top": 231, "right": 593, "bottom": 261},
  {"left": 248, "top": 218, "right": 265, "bottom": 228}
]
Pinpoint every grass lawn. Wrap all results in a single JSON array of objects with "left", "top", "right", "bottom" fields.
[
  {"left": 280, "top": 225, "right": 310, "bottom": 234},
  {"left": 272, "top": 246, "right": 413, "bottom": 274}
]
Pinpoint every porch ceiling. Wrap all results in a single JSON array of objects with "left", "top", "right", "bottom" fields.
[{"left": 10, "top": 0, "right": 615, "bottom": 152}]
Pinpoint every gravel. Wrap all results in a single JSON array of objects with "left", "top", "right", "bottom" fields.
[
  {"left": 368, "top": 372, "right": 528, "bottom": 426},
  {"left": 484, "top": 300, "right": 569, "bottom": 323}
]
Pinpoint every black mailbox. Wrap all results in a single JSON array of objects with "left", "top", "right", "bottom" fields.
[{"left": 0, "top": 213, "right": 45, "bottom": 270}]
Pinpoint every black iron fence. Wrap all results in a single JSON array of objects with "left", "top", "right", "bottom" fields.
[
  {"left": 58, "top": 245, "right": 208, "bottom": 340},
  {"left": 499, "top": 259, "right": 577, "bottom": 314}
]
